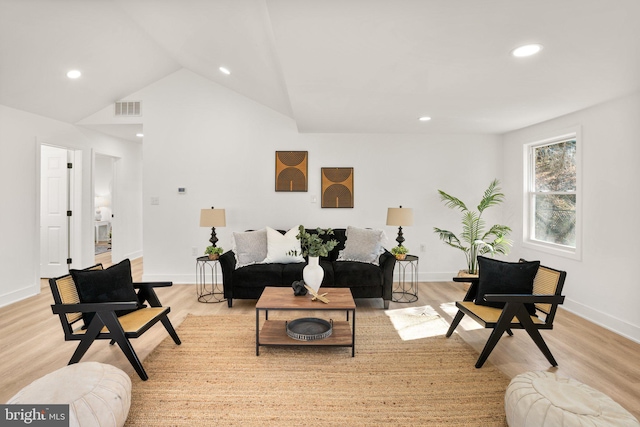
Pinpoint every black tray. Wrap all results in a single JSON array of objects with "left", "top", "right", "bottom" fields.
[{"left": 286, "top": 318, "right": 333, "bottom": 341}]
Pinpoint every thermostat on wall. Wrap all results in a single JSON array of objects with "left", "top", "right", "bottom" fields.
[{"left": 178, "top": 187, "right": 187, "bottom": 194}]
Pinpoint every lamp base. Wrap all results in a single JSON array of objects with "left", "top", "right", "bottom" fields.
[
  {"left": 209, "top": 227, "right": 219, "bottom": 247},
  {"left": 395, "top": 226, "right": 405, "bottom": 247}
]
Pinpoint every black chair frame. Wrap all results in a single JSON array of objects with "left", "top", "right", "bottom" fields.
[
  {"left": 445, "top": 262, "right": 566, "bottom": 368},
  {"left": 50, "top": 265, "right": 181, "bottom": 380}
]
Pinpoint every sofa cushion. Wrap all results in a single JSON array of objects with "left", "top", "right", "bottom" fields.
[
  {"left": 233, "top": 263, "right": 283, "bottom": 288},
  {"left": 233, "top": 229, "right": 268, "bottom": 268},
  {"left": 332, "top": 261, "right": 383, "bottom": 288},
  {"left": 337, "top": 226, "right": 384, "bottom": 265},
  {"left": 281, "top": 262, "right": 305, "bottom": 286},
  {"left": 476, "top": 256, "right": 540, "bottom": 315},
  {"left": 264, "top": 226, "right": 305, "bottom": 264}
]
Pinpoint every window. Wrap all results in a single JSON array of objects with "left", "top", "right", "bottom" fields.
[{"left": 525, "top": 131, "right": 580, "bottom": 258}]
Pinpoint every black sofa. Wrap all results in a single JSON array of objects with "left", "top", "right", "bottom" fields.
[{"left": 219, "top": 228, "right": 396, "bottom": 309}]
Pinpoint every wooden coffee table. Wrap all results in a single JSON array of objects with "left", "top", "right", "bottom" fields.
[{"left": 255, "top": 287, "right": 356, "bottom": 356}]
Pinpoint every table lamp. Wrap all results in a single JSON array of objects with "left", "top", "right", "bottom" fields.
[
  {"left": 200, "top": 207, "right": 226, "bottom": 247},
  {"left": 386, "top": 206, "right": 413, "bottom": 247}
]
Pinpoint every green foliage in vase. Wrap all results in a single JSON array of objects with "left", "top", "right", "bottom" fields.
[
  {"left": 433, "top": 179, "right": 512, "bottom": 274},
  {"left": 290, "top": 225, "right": 339, "bottom": 258}
]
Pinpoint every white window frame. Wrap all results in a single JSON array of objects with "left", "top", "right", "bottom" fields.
[{"left": 523, "top": 127, "right": 582, "bottom": 260}]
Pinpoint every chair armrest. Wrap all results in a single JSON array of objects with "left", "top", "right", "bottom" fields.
[
  {"left": 51, "top": 301, "right": 138, "bottom": 314},
  {"left": 132, "top": 284, "right": 167, "bottom": 307},
  {"left": 452, "top": 276, "right": 479, "bottom": 301},
  {"left": 483, "top": 294, "right": 565, "bottom": 304},
  {"left": 133, "top": 282, "right": 173, "bottom": 288},
  {"left": 453, "top": 276, "right": 479, "bottom": 283}
]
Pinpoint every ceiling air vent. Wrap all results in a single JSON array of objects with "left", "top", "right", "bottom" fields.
[{"left": 115, "top": 101, "right": 141, "bottom": 116}]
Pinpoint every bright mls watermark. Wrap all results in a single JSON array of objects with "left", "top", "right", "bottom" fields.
[{"left": 1, "top": 405, "right": 69, "bottom": 426}]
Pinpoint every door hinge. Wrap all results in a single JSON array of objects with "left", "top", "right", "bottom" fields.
[
  {"left": 67, "top": 210, "right": 72, "bottom": 217},
  {"left": 67, "top": 258, "right": 72, "bottom": 265},
  {"left": 67, "top": 162, "right": 73, "bottom": 169}
]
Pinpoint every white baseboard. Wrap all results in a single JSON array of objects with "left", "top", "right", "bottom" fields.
[
  {"left": 0, "top": 284, "right": 39, "bottom": 309},
  {"left": 124, "top": 250, "right": 143, "bottom": 261},
  {"left": 562, "top": 298, "right": 640, "bottom": 344}
]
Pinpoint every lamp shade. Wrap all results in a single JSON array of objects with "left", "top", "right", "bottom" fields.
[
  {"left": 200, "top": 208, "right": 226, "bottom": 227},
  {"left": 386, "top": 207, "right": 413, "bottom": 226}
]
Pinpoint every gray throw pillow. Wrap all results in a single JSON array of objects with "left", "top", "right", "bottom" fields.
[
  {"left": 337, "top": 226, "right": 384, "bottom": 265},
  {"left": 233, "top": 229, "right": 268, "bottom": 268}
]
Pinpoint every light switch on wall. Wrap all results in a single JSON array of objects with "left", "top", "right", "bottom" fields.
[{"left": 150, "top": 196, "right": 160, "bottom": 205}]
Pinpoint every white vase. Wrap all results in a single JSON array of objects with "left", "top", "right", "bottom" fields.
[{"left": 303, "top": 256, "right": 324, "bottom": 294}]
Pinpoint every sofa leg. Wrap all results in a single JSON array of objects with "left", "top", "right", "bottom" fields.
[
  {"left": 227, "top": 298, "right": 233, "bottom": 308},
  {"left": 384, "top": 299, "right": 390, "bottom": 310}
]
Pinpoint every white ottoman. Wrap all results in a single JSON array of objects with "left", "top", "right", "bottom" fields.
[
  {"left": 8, "top": 362, "right": 131, "bottom": 427},
  {"left": 505, "top": 371, "right": 639, "bottom": 426}
]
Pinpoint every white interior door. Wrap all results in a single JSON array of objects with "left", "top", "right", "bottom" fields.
[{"left": 40, "top": 145, "right": 69, "bottom": 278}]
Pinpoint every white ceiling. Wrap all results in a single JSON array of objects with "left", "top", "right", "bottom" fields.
[{"left": 1, "top": 0, "right": 639, "bottom": 140}]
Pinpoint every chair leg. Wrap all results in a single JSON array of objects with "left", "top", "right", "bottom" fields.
[
  {"left": 506, "top": 329, "right": 514, "bottom": 336},
  {"left": 99, "top": 312, "right": 149, "bottom": 381},
  {"left": 161, "top": 316, "right": 182, "bottom": 345},
  {"left": 475, "top": 304, "right": 520, "bottom": 368},
  {"left": 446, "top": 310, "right": 466, "bottom": 338},
  {"left": 515, "top": 310, "right": 558, "bottom": 366},
  {"left": 68, "top": 318, "right": 103, "bottom": 364}
]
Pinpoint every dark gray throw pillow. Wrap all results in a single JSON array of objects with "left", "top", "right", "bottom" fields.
[
  {"left": 475, "top": 256, "right": 540, "bottom": 315},
  {"left": 70, "top": 258, "right": 139, "bottom": 327}
]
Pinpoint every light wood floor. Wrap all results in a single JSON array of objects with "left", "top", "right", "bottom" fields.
[{"left": 1, "top": 254, "right": 639, "bottom": 420}]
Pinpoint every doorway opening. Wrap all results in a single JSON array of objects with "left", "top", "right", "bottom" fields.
[{"left": 94, "top": 153, "right": 116, "bottom": 265}]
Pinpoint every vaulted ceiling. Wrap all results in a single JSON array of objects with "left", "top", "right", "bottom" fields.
[{"left": 1, "top": 0, "right": 639, "bottom": 140}]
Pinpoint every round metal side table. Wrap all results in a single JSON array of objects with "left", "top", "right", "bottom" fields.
[
  {"left": 392, "top": 254, "right": 419, "bottom": 303},
  {"left": 196, "top": 256, "right": 225, "bottom": 303}
]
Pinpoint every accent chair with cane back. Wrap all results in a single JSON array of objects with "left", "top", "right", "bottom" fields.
[
  {"left": 446, "top": 256, "right": 566, "bottom": 368},
  {"left": 49, "top": 259, "right": 181, "bottom": 380}
]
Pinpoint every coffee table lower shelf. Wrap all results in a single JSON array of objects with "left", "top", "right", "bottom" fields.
[{"left": 257, "top": 320, "right": 354, "bottom": 354}]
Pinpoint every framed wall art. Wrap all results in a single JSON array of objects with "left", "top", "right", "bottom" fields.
[
  {"left": 321, "top": 167, "right": 354, "bottom": 208},
  {"left": 275, "top": 151, "right": 308, "bottom": 192}
]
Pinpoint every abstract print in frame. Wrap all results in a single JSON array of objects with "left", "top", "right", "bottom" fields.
[
  {"left": 321, "top": 167, "right": 354, "bottom": 208},
  {"left": 275, "top": 151, "right": 308, "bottom": 192}
]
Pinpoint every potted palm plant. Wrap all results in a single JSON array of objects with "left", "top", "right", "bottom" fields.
[{"left": 433, "top": 179, "right": 512, "bottom": 275}]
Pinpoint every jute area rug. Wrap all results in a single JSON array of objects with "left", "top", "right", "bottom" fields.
[{"left": 127, "top": 314, "right": 509, "bottom": 426}]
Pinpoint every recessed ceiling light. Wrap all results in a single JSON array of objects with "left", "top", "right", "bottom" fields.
[
  {"left": 66, "top": 70, "right": 82, "bottom": 79},
  {"left": 511, "top": 44, "right": 543, "bottom": 58},
  {"left": 219, "top": 66, "right": 231, "bottom": 75},
  {"left": 418, "top": 116, "right": 432, "bottom": 122},
  {"left": 136, "top": 133, "right": 144, "bottom": 138}
]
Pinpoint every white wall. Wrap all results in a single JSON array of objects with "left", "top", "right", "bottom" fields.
[
  {"left": 138, "top": 69, "right": 504, "bottom": 283},
  {"left": 502, "top": 91, "right": 640, "bottom": 343},
  {"left": 0, "top": 105, "right": 143, "bottom": 307}
]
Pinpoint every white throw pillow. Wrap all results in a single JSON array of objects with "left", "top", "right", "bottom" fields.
[
  {"left": 337, "top": 226, "right": 385, "bottom": 265},
  {"left": 232, "top": 229, "right": 268, "bottom": 268},
  {"left": 263, "top": 226, "right": 305, "bottom": 264}
]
